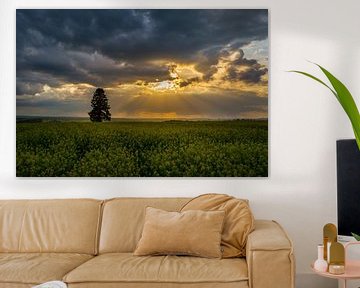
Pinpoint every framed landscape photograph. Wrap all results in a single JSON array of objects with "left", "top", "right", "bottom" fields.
[{"left": 16, "top": 9, "right": 269, "bottom": 177}]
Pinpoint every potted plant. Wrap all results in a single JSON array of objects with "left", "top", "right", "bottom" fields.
[
  {"left": 352, "top": 233, "right": 360, "bottom": 241},
  {"left": 291, "top": 63, "right": 360, "bottom": 240}
]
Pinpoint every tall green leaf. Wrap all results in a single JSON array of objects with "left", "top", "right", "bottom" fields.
[
  {"left": 316, "top": 65, "right": 360, "bottom": 149},
  {"left": 351, "top": 232, "right": 360, "bottom": 241},
  {"left": 290, "top": 64, "right": 360, "bottom": 150}
]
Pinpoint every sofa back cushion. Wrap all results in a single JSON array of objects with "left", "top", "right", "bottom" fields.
[
  {"left": 0, "top": 199, "right": 102, "bottom": 254},
  {"left": 134, "top": 207, "right": 225, "bottom": 258},
  {"left": 181, "top": 194, "right": 254, "bottom": 258},
  {"left": 99, "top": 198, "right": 189, "bottom": 253}
]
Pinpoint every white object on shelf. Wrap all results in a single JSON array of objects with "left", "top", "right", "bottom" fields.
[{"left": 314, "top": 244, "right": 328, "bottom": 272}]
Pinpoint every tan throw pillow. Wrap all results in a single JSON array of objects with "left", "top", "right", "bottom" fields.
[
  {"left": 134, "top": 207, "right": 225, "bottom": 258},
  {"left": 181, "top": 193, "right": 254, "bottom": 258}
]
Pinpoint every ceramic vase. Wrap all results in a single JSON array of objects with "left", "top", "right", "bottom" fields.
[{"left": 314, "top": 244, "right": 328, "bottom": 272}]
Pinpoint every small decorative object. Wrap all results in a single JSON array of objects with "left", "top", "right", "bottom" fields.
[
  {"left": 314, "top": 244, "right": 328, "bottom": 272},
  {"left": 328, "top": 264, "right": 345, "bottom": 275},
  {"left": 323, "top": 223, "right": 337, "bottom": 261},
  {"left": 329, "top": 242, "right": 345, "bottom": 275}
]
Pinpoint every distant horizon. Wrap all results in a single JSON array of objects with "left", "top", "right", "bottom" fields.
[{"left": 16, "top": 115, "right": 268, "bottom": 121}]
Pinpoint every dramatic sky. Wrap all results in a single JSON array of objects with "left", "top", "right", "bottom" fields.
[{"left": 16, "top": 9, "right": 268, "bottom": 119}]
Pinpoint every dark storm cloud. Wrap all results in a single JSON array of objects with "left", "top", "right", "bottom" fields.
[
  {"left": 17, "top": 10, "right": 267, "bottom": 60},
  {"left": 178, "top": 77, "right": 200, "bottom": 88},
  {"left": 17, "top": 97, "right": 88, "bottom": 116},
  {"left": 16, "top": 45, "right": 171, "bottom": 95},
  {"left": 16, "top": 69, "right": 64, "bottom": 95},
  {"left": 195, "top": 45, "right": 225, "bottom": 81},
  {"left": 235, "top": 67, "right": 268, "bottom": 84},
  {"left": 16, "top": 9, "right": 268, "bottom": 94},
  {"left": 16, "top": 81, "right": 44, "bottom": 95},
  {"left": 223, "top": 49, "right": 268, "bottom": 84}
]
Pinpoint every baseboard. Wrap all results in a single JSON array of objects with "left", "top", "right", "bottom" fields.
[{"left": 296, "top": 273, "right": 337, "bottom": 288}]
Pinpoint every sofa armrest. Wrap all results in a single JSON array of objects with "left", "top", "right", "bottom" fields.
[{"left": 246, "top": 220, "right": 295, "bottom": 288}]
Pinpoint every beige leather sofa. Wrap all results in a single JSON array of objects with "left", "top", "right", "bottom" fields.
[{"left": 0, "top": 198, "right": 295, "bottom": 288}]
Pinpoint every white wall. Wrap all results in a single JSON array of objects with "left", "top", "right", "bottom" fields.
[{"left": 1, "top": 0, "right": 359, "bottom": 287}]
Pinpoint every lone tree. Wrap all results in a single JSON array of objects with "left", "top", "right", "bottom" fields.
[{"left": 89, "top": 88, "right": 111, "bottom": 122}]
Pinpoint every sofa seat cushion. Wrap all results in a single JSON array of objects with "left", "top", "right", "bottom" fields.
[
  {"left": 64, "top": 253, "right": 248, "bottom": 285},
  {"left": 0, "top": 253, "right": 93, "bottom": 285}
]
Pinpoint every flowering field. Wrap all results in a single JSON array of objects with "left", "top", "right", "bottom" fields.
[{"left": 16, "top": 120, "right": 268, "bottom": 177}]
